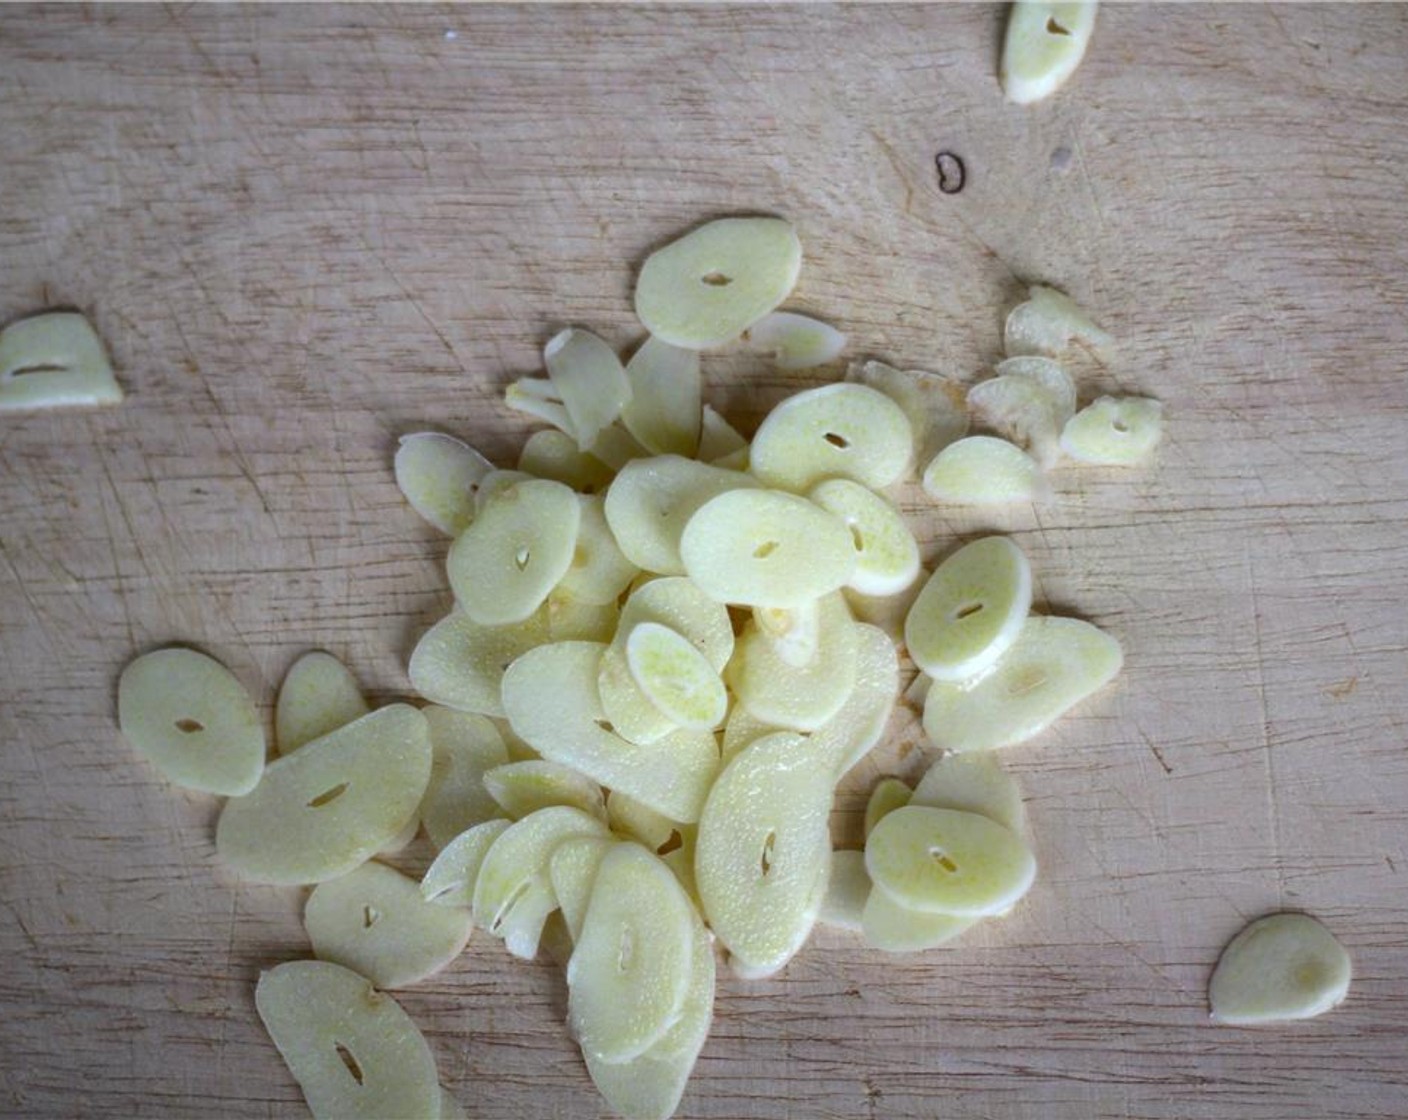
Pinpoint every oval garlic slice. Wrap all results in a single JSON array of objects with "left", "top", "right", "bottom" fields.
[
  {"left": 626, "top": 621, "right": 727, "bottom": 731},
  {"left": 1060, "top": 395, "right": 1163, "bottom": 465},
  {"left": 1209, "top": 913, "right": 1352, "bottom": 1025},
  {"left": 921, "top": 435, "right": 1044, "bottom": 505},
  {"left": 448, "top": 479, "right": 581, "bottom": 626},
  {"left": 634, "top": 217, "right": 802, "bottom": 350},
  {"left": 741, "top": 311, "right": 846, "bottom": 370},
  {"left": 483, "top": 759, "right": 607, "bottom": 823},
  {"left": 305, "top": 861, "right": 472, "bottom": 988},
  {"left": 543, "top": 328, "right": 633, "bottom": 451},
  {"left": 866, "top": 805, "right": 1036, "bottom": 918},
  {"left": 394, "top": 432, "right": 493, "bottom": 536},
  {"left": 1000, "top": 2, "right": 1100, "bottom": 106},
  {"left": 749, "top": 383, "right": 912, "bottom": 493},
  {"left": 1004, "top": 283, "right": 1113, "bottom": 357},
  {"left": 618, "top": 576, "right": 735, "bottom": 672},
  {"left": 421, "top": 818, "right": 511, "bottom": 908},
  {"left": 276, "top": 651, "right": 369, "bottom": 756},
  {"left": 922, "top": 615, "right": 1123, "bottom": 752},
  {"left": 996, "top": 356, "right": 1076, "bottom": 424},
  {"left": 621, "top": 336, "right": 703, "bottom": 457},
  {"left": 808, "top": 478, "right": 921, "bottom": 597},
  {"left": 0, "top": 311, "right": 123, "bottom": 411},
  {"left": 680, "top": 488, "right": 856, "bottom": 608},
  {"left": 255, "top": 960, "right": 440, "bottom": 1120},
  {"left": 905, "top": 536, "right": 1033, "bottom": 682},
  {"left": 118, "top": 647, "right": 264, "bottom": 797},
  {"left": 966, "top": 374, "right": 1063, "bottom": 466}
]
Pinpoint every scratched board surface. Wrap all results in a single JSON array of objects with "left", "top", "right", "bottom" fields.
[{"left": 1, "top": 5, "right": 1406, "bottom": 1118}]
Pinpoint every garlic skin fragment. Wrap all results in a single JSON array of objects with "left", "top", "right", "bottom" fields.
[{"left": 1001, "top": 2, "right": 1100, "bottom": 107}]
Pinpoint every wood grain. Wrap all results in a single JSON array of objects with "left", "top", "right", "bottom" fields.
[{"left": 3, "top": 4, "right": 1407, "bottom": 1118}]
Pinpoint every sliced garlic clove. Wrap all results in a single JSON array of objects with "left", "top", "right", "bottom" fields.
[
  {"left": 420, "top": 818, "right": 512, "bottom": 908},
  {"left": 634, "top": 217, "right": 802, "bottom": 350},
  {"left": 905, "top": 536, "right": 1032, "bottom": 683},
  {"left": 483, "top": 759, "right": 607, "bottom": 823},
  {"left": 719, "top": 703, "right": 782, "bottom": 766},
  {"left": 1004, "top": 283, "right": 1112, "bottom": 357},
  {"left": 0, "top": 311, "right": 122, "bottom": 411},
  {"left": 753, "top": 601, "right": 821, "bottom": 669},
  {"left": 1060, "top": 395, "right": 1163, "bottom": 465},
  {"left": 606, "top": 791, "right": 678, "bottom": 853},
  {"left": 749, "top": 383, "right": 912, "bottom": 493},
  {"left": 586, "top": 422, "right": 652, "bottom": 471},
  {"left": 546, "top": 589, "right": 620, "bottom": 643},
  {"left": 729, "top": 593, "right": 860, "bottom": 732},
  {"left": 911, "top": 752, "right": 1025, "bottom": 835},
  {"left": 922, "top": 615, "right": 1123, "bottom": 752},
  {"left": 847, "top": 359, "right": 969, "bottom": 472},
  {"left": 626, "top": 621, "right": 728, "bottom": 731},
  {"left": 865, "top": 805, "right": 1036, "bottom": 918},
  {"left": 966, "top": 374, "right": 1063, "bottom": 466},
  {"left": 995, "top": 356, "right": 1077, "bottom": 425},
  {"left": 518, "top": 428, "right": 615, "bottom": 493},
  {"left": 741, "top": 311, "right": 846, "bottom": 370},
  {"left": 275, "top": 651, "right": 369, "bottom": 756},
  {"left": 394, "top": 432, "right": 493, "bottom": 536},
  {"left": 543, "top": 328, "right": 633, "bottom": 451},
  {"left": 864, "top": 778, "right": 913, "bottom": 839},
  {"left": 1000, "top": 2, "right": 1100, "bottom": 106},
  {"left": 819, "top": 849, "right": 871, "bottom": 932},
  {"left": 556, "top": 494, "right": 640, "bottom": 606},
  {"left": 921, "top": 436, "right": 1044, "bottom": 506},
  {"left": 618, "top": 575, "right": 736, "bottom": 673},
  {"left": 549, "top": 834, "right": 615, "bottom": 943},
  {"left": 810, "top": 623, "right": 901, "bottom": 778},
  {"left": 621, "top": 336, "right": 703, "bottom": 457},
  {"left": 408, "top": 606, "right": 550, "bottom": 720},
  {"left": 697, "top": 404, "right": 748, "bottom": 464},
  {"left": 861, "top": 889, "right": 978, "bottom": 953},
  {"left": 473, "top": 468, "right": 536, "bottom": 514},
  {"left": 808, "top": 478, "right": 921, "bottom": 597},
  {"left": 1209, "top": 913, "right": 1352, "bottom": 1025},
  {"left": 598, "top": 642, "right": 680, "bottom": 746}
]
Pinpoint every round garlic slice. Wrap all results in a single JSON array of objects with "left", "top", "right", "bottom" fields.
[
  {"left": 864, "top": 778, "right": 913, "bottom": 839},
  {"left": 420, "top": 818, "right": 511, "bottom": 909},
  {"left": 865, "top": 805, "right": 1036, "bottom": 918},
  {"left": 1060, "top": 395, "right": 1163, "bottom": 465},
  {"left": 448, "top": 479, "right": 581, "bottom": 626},
  {"left": 680, "top": 489, "right": 856, "bottom": 607},
  {"left": 922, "top": 615, "right": 1123, "bottom": 752},
  {"left": 730, "top": 593, "right": 860, "bottom": 731},
  {"left": 483, "top": 759, "right": 607, "bottom": 823},
  {"left": 556, "top": 494, "right": 639, "bottom": 606},
  {"left": 304, "top": 861, "right": 472, "bottom": 988},
  {"left": 808, "top": 478, "right": 921, "bottom": 597},
  {"left": 118, "top": 647, "right": 265, "bottom": 796},
  {"left": 618, "top": 576, "right": 736, "bottom": 673},
  {"left": 408, "top": 605, "right": 550, "bottom": 719},
  {"left": 740, "top": 311, "right": 846, "bottom": 370},
  {"left": 1209, "top": 913, "right": 1352, "bottom": 1025},
  {"left": 1000, "top": 2, "right": 1100, "bottom": 106},
  {"left": 621, "top": 336, "right": 702, "bottom": 457},
  {"left": 921, "top": 436, "right": 1044, "bottom": 505},
  {"left": 255, "top": 960, "right": 440, "bottom": 1120},
  {"left": 749, "top": 383, "right": 912, "bottom": 493},
  {"left": 394, "top": 432, "right": 493, "bottom": 536},
  {"left": 626, "top": 621, "right": 728, "bottom": 731},
  {"left": 905, "top": 536, "right": 1033, "bottom": 683},
  {"left": 634, "top": 217, "right": 802, "bottom": 350},
  {"left": 275, "top": 651, "right": 369, "bottom": 756}
]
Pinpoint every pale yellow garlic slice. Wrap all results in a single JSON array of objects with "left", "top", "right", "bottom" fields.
[
  {"left": 1060, "top": 395, "right": 1163, "bottom": 465},
  {"left": 421, "top": 819, "right": 511, "bottom": 908},
  {"left": 0, "top": 311, "right": 122, "bottom": 411},
  {"left": 255, "top": 960, "right": 439, "bottom": 1120},
  {"left": 681, "top": 489, "right": 856, "bottom": 608},
  {"left": 473, "top": 468, "right": 535, "bottom": 514},
  {"left": 518, "top": 428, "right": 615, "bottom": 493},
  {"left": 922, "top": 615, "right": 1122, "bottom": 752},
  {"left": 719, "top": 703, "right": 782, "bottom": 766},
  {"left": 394, "top": 432, "right": 493, "bottom": 536},
  {"left": 411, "top": 603, "right": 544, "bottom": 717},
  {"left": 861, "top": 890, "right": 977, "bottom": 953},
  {"left": 905, "top": 536, "right": 1032, "bottom": 682},
  {"left": 921, "top": 436, "right": 1044, "bottom": 505},
  {"left": 728, "top": 847, "right": 831, "bottom": 980},
  {"left": 618, "top": 576, "right": 736, "bottom": 673},
  {"left": 275, "top": 651, "right": 369, "bottom": 756},
  {"left": 606, "top": 790, "right": 678, "bottom": 852},
  {"left": 634, "top": 217, "right": 802, "bottom": 349},
  {"left": 549, "top": 834, "right": 615, "bottom": 942},
  {"left": 741, "top": 311, "right": 846, "bottom": 370},
  {"left": 847, "top": 359, "right": 968, "bottom": 472},
  {"left": 996, "top": 356, "right": 1076, "bottom": 425},
  {"left": 749, "top": 383, "right": 912, "bottom": 493},
  {"left": 483, "top": 759, "right": 607, "bottom": 823},
  {"left": 417, "top": 707, "right": 510, "bottom": 849},
  {"left": 819, "top": 849, "right": 870, "bottom": 932},
  {"left": 505, "top": 380, "right": 576, "bottom": 435},
  {"left": 502, "top": 641, "right": 721, "bottom": 822},
  {"left": 542, "top": 328, "right": 633, "bottom": 451},
  {"left": 911, "top": 752, "right": 1025, "bottom": 834},
  {"left": 604, "top": 454, "right": 758, "bottom": 574},
  {"left": 622, "top": 336, "right": 703, "bottom": 456},
  {"left": 1209, "top": 913, "right": 1352, "bottom": 1025},
  {"left": 864, "top": 778, "right": 913, "bottom": 839},
  {"left": 696, "top": 731, "right": 834, "bottom": 976},
  {"left": 697, "top": 404, "right": 748, "bottom": 464},
  {"left": 966, "top": 374, "right": 1063, "bottom": 466},
  {"left": 216, "top": 706, "right": 432, "bottom": 885},
  {"left": 661, "top": 826, "right": 702, "bottom": 910},
  {"left": 866, "top": 805, "right": 1036, "bottom": 917},
  {"left": 1004, "top": 283, "right": 1112, "bottom": 356},
  {"left": 304, "top": 861, "right": 472, "bottom": 988},
  {"left": 448, "top": 479, "right": 580, "bottom": 626},
  {"left": 626, "top": 621, "right": 728, "bottom": 731},
  {"left": 556, "top": 494, "right": 639, "bottom": 606},
  {"left": 586, "top": 423, "right": 652, "bottom": 471},
  {"left": 568, "top": 843, "right": 695, "bottom": 1062},
  {"left": 546, "top": 589, "right": 620, "bottom": 643},
  {"left": 754, "top": 601, "right": 820, "bottom": 669},
  {"left": 808, "top": 478, "right": 921, "bottom": 597},
  {"left": 118, "top": 647, "right": 264, "bottom": 796},
  {"left": 598, "top": 642, "right": 679, "bottom": 746},
  {"left": 1001, "top": 2, "right": 1100, "bottom": 105},
  {"left": 810, "top": 623, "right": 901, "bottom": 778},
  {"left": 729, "top": 592, "right": 860, "bottom": 732}
]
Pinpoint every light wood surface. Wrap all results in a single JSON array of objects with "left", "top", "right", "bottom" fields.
[{"left": 3, "top": 5, "right": 1406, "bottom": 1118}]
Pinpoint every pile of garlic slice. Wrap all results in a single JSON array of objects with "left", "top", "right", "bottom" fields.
[{"left": 116, "top": 216, "right": 1153, "bottom": 1120}]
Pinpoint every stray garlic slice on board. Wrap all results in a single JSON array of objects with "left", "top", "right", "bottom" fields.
[
  {"left": 912, "top": 752, "right": 1026, "bottom": 835},
  {"left": 905, "top": 536, "right": 1032, "bottom": 683},
  {"left": 808, "top": 478, "right": 921, "bottom": 597},
  {"left": 626, "top": 621, "right": 728, "bottom": 731},
  {"left": 1000, "top": 2, "right": 1099, "bottom": 106},
  {"left": 448, "top": 478, "right": 580, "bottom": 626},
  {"left": 255, "top": 960, "right": 440, "bottom": 1120},
  {"left": 996, "top": 356, "right": 1076, "bottom": 424},
  {"left": 408, "top": 606, "right": 550, "bottom": 719},
  {"left": 921, "top": 436, "right": 1044, "bottom": 505},
  {"left": 275, "top": 651, "right": 369, "bottom": 756},
  {"left": 819, "top": 849, "right": 870, "bottom": 932},
  {"left": 518, "top": 428, "right": 615, "bottom": 493},
  {"left": 1004, "top": 283, "right": 1112, "bottom": 357},
  {"left": 421, "top": 818, "right": 511, "bottom": 908},
  {"left": 543, "top": 328, "right": 633, "bottom": 451},
  {"left": 922, "top": 615, "right": 1123, "bottom": 752},
  {"left": 847, "top": 359, "right": 968, "bottom": 471},
  {"left": 966, "top": 375, "right": 1063, "bottom": 466},
  {"left": 118, "top": 647, "right": 264, "bottom": 796},
  {"left": 680, "top": 488, "right": 857, "bottom": 608},
  {"left": 304, "top": 861, "right": 472, "bottom": 988},
  {"left": 865, "top": 778, "right": 913, "bottom": 839},
  {"left": 811, "top": 623, "right": 901, "bottom": 778},
  {"left": 866, "top": 805, "right": 1036, "bottom": 918},
  {"left": 484, "top": 759, "right": 607, "bottom": 823},
  {"left": 622, "top": 336, "right": 702, "bottom": 457},
  {"left": 634, "top": 217, "right": 803, "bottom": 349},
  {"left": 549, "top": 835, "right": 615, "bottom": 942},
  {"left": 1209, "top": 913, "right": 1352, "bottom": 1025},
  {"left": 729, "top": 593, "right": 860, "bottom": 732},
  {"left": 556, "top": 494, "right": 639, "bottom": 606},
  {"left": 0, "top": 311, "right": 122, "bottom": 410},
  {"left": 749, "top": 383, "right": 912, "bottom": 493},
  {"left": 394, "top": 432, "right": 493, "bottom": 536},
  {"left": 741, "top": 311, "right": 846, "bottom": 370},
  {"left": 1060, "top": 395, "right": 1163, "bottom": 464}
]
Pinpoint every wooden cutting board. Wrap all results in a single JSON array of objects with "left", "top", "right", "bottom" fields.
[{"left": 2, "top": 5, "right": 1405, "bottom": 1118}]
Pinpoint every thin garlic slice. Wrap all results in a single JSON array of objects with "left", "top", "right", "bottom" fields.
[
  {"left": 518, "top": 428, "right": 615, "bottom": 493},
  {"left": 922, "top": 615, "right": 1123, "bottom": 752},
  {"left": 741, "top": 311, "right": 846, "bottom": 370},
  {"left": 810, "top": 624, "right": 900, "bottom": 778},
  {"left": 749, "top": 383, "right": 912, "bottom": 493},
  {"left": 921, "top": 435, "right": 1044, "bottom": 505},
  {"left": 912, "top": 752, "right": 1025, "bottom": 835},
  {"left": 847, "top": 359, "right": 968, "bottom": 472},
  {"left": 118, "top": 648, "right": 264, "bottom": 796},
  {"left": 618, "top": 576, "right": 736, "bottom": 673},
  {"left": 729, "top": 593, "right": 860, "bottom": 732},
  {"left": 621, "top": 336, "right": 702, "bottom": 457},
  {"left": 819, "top": 849, "right": 870, "bottom": 932},
  {"left": 808, "top": 478, "right": 921, "bottom": 597},
  {"left": 1060, "top": 395, "right": 1163, "bottom": 464},
  {"left": 861, "top": 890, "right": 977, "bottom": 953},
  {"left": 1209, "top": 913, "right": 1352, "bottom": 1025},
  {"left": 966, "top": 374, "right": 1063, "bottom": 466},
  {"left": 549, "top": 834, "right": 615, "bottom": 942},
  {"left": 626, "top": 621, "right": 728, "bottom": 731},
  {"left": 394, "top": 432, "right": 493, "bottom": 536},
  {"left": 719, "top": 703, "right": 782, "bottom": 766},
  {"left": 754, "top": 601, "right": 821, "bottom": 669},
  {"left": 556, "top": 494, "right": 639, "bottom": 606},
  {"left": 606, "top": 791, "right": 678, "bottom": 853},
  {"left": 864, "top": 778, "right": 913, "bottom": 839},
  {"left": 543, "top": 328, "right": 633, "bottom": 451},
  {"left": 408, "top": 605, "right": 550, "bottom": 719},
  {"left": 473, "top": 468, "right": 535, "bottom": 514},
  {"left": 598, "top": 642, "right": 679, "bottom": 746},
  {"left": 996, "top": 356, "right": 1077, "bottom": 425},
  {"left": 421, "top": 819, "right": 511, "bottom": 908},
  {"left": 0, "top": 311, "right": 122, "bottom": 411},
  {"left": 634, "top": 217, "right": 802, "bottom": 350},
  {"left": 546, "top": 590, "right": 620, "bottom": 643},
  {"left": 1004, "top": 283, "right": 1112, "bottom": 357},
  {"left": 483, "top": 759, "right": 607, "bottom": 823},
  {"left": 697, "top": 404, "right": 748, "bottom": 464},
  {"left": 275, "top": 651, "right": 369, "bottom": 756},
  {"left": 1000, "top": 2, "right": 1100, "bottom": 106}
]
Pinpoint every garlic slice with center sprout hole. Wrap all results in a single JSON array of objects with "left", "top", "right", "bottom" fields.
[
  {"left": 1001, "top": 2, "right": 1100, "bottom": 106},
  {"left": 0, "top": 311, "right": 122, "bottom": 410},
  {"left": 741, "top": 311, "right": 846, "bottom": 370}
]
